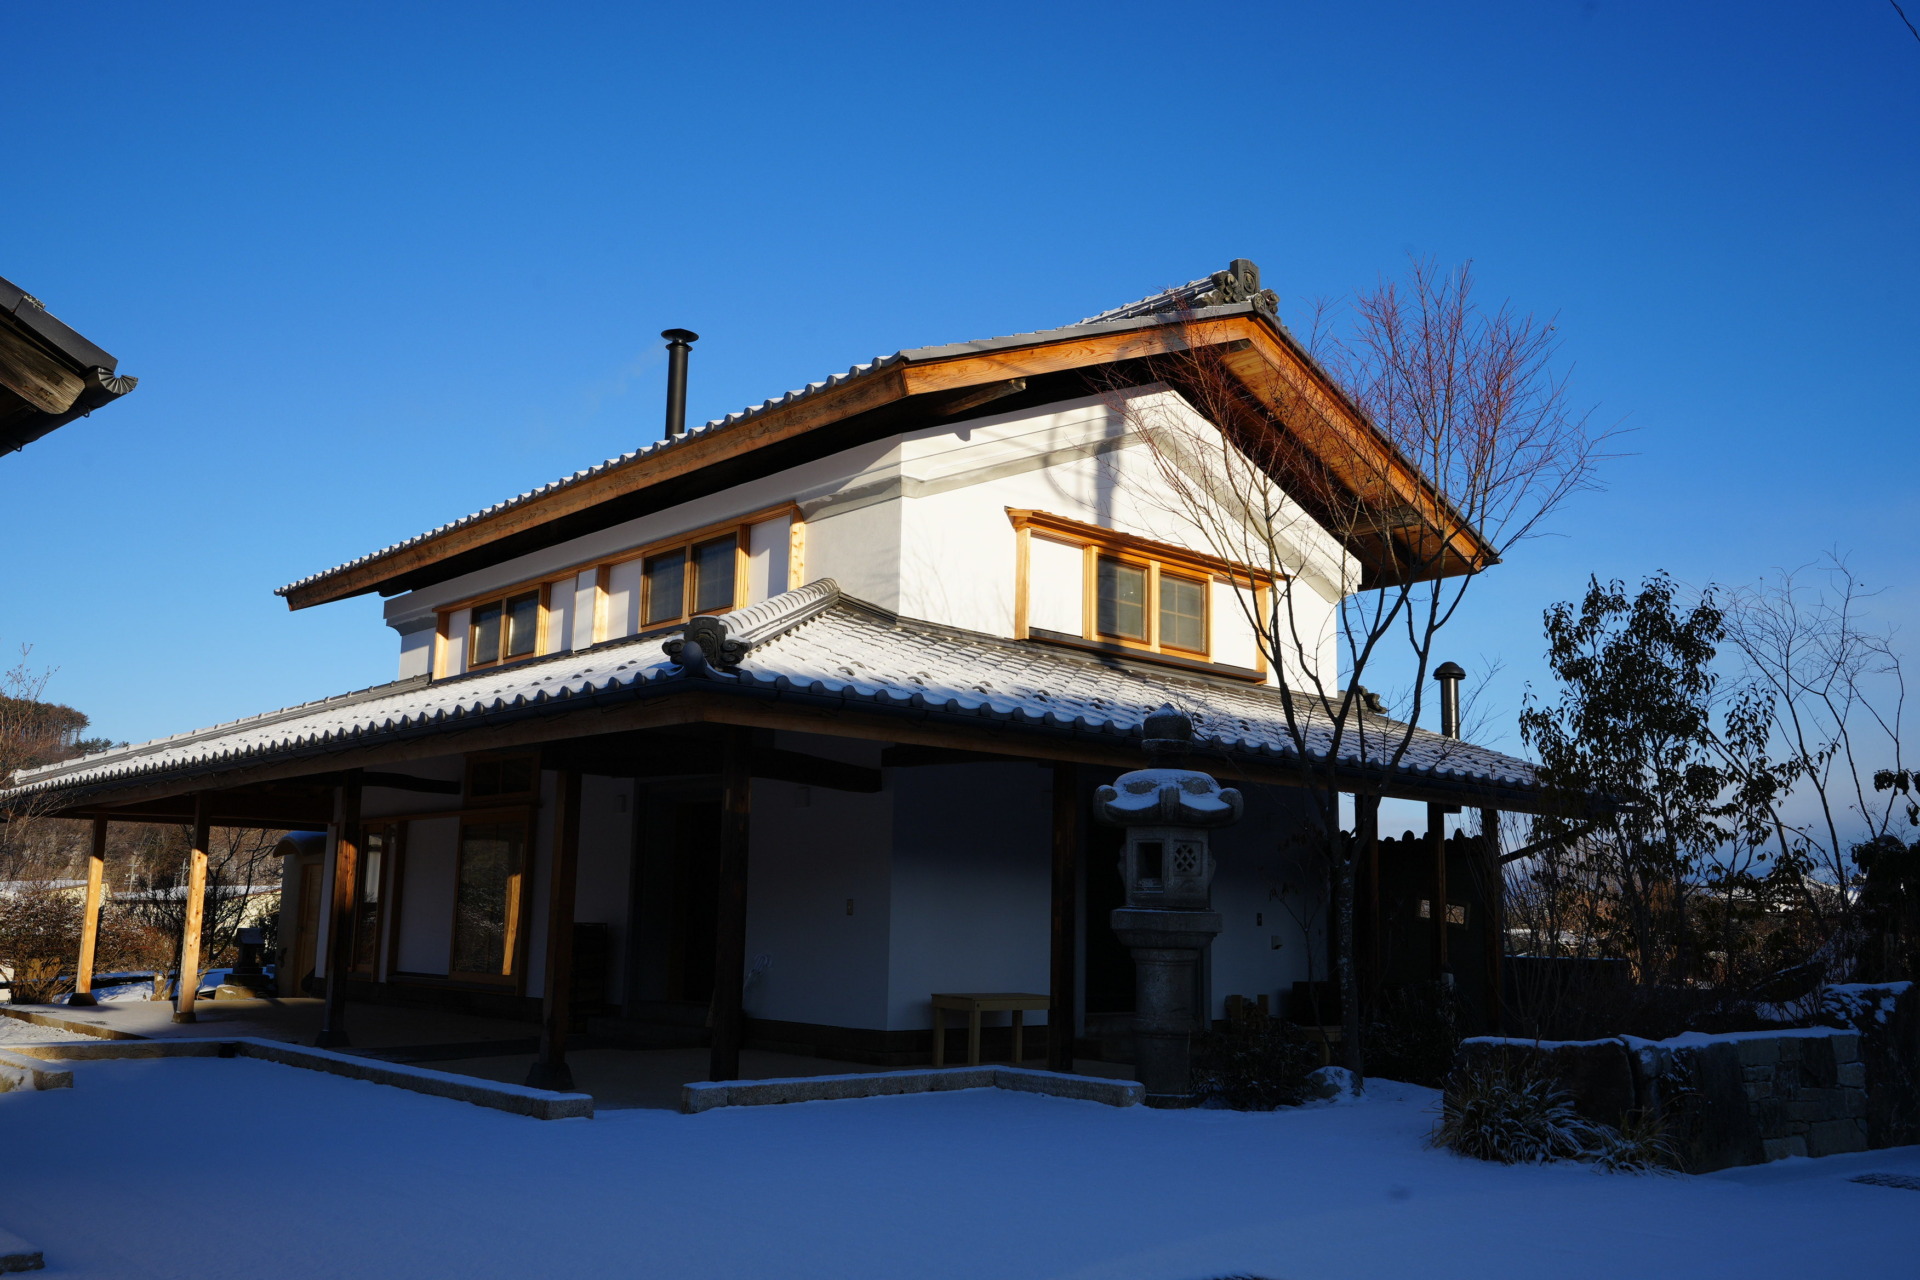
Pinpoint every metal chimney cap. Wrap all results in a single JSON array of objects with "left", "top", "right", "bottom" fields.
[
  {"left": 1434, "top": 661, "right": 1466, "bottom": 681},
  {"left": 661, "top": 328, "right": 700, "bottom": 343}
]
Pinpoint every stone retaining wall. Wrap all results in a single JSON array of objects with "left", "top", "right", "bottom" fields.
[{"left": 1458, "top": 981, "right": 1915, "bottom": 1173}]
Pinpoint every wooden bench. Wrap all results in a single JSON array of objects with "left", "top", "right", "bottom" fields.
[{"left": 930, "top": 993, "right": 1049, "bottom": 1066}]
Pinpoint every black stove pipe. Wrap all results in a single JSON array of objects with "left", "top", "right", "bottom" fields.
[
  {"left": 662, "top": 328, "right": 699, "bottom": 438},
  {"left": 1434, "top": 661, "right": 1465, "bottom": 739}
]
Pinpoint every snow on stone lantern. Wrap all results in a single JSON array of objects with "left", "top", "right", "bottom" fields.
[{"left": 1097, "top": 705, "right": 1242, "bottom": 1107}]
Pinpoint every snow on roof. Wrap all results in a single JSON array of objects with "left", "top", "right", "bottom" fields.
[
  {"left": 274, "top": 267, "right": 1276, "bottom": 601},
  {"left": 7, "top": 581, "right": 1535, "bottom": 805}
]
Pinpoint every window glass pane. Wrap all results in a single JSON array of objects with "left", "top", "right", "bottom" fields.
[
  {"left": 470, "top": 602, "right": 503, "bottom": 665},
  {"left": 452, "top": 821, "right": 526, "bottom": 977},
  {"left": 643, "top": 551, "right": 687, "bottom": 627},
  {"left": 505, "top": 592, "right": 540, "bottom": 658},
  {"left": 1160, "top": 575, "right": 1207, "bottom": 653},
  {"left": 692, "top": 536, "right": 737, "bottom": 614},
  {"left": 1096, "top": 558, "right": 1148, "bottom": 641},
  {"left": 352, "top": 833, "right": 384, "bottom": 974}
]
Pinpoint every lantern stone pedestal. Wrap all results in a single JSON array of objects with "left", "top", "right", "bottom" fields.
[
  {"left": 1111, "top": 908, "right": 1222, "bottom": 1106},
  {"left": 1097, "top": 706, "right": 1243, "bottom": 1109}
]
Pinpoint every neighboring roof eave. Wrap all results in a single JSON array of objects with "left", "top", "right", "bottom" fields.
[{"left": 0, "top": 274, "right": 138, "bottom": 455}]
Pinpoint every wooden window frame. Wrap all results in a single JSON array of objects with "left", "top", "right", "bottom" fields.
[
  {"left": 1009, "top": 508, "right": 1277, "bottom": 675},
  {"left": 447, "top": 805, "right": 538, "bottom": 989},
  {"left": 430, "top": 502, "right": 806, "bottom": 674},
  {"left": 348, "top": 821, "right": 399, "bottom": 981},
  {"left": 463, "top": 585, "right": 549, "bottom": 673}
]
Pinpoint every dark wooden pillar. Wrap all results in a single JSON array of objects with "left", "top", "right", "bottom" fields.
[
  {"left": 173, "top": 798, "right": 212, "bottom": 1024},
  {"left": 708, "top": 728, "right": 753, "bottom": 1082},
  {"left": 316, "top": 770, "right": 362, "bottom": 1048},
  {"left": 527, "top": 769, "right": 583, "bottom": 1091},
  {"left": 1355, "top": 795, "right": 1381, "bottom": 1003},
  {"left": 1427, "top": 802, "right": 1449, "bottom": 983},
  {"left": 70, "top": 817, "right": 108, "bottom": 1007},
  {"left": 1480, "top": 807, "right": 1504, "bottom": 1033},
  {"left": 1047, "top": 763, "right": 1079, "bottom": 1073}
]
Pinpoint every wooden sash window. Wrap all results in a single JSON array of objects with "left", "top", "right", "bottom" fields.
[
  {"left": 348, "top": 825, "right": 393, "bottom": 979},
  {"left": 1011, "top": 508, "right": 1274, "bottom": 675},
  {"left": 468, "top": 589, "right": 542, "bottom": 669},
  {"left": 450, "top": 814, "right": 532, "bottom": 984},
  {"left": 643, "top": 533, "right": 739, "bottom": 628},
  {"left": 1094, "top": 556, "right": 1210, "bottom": 656}
]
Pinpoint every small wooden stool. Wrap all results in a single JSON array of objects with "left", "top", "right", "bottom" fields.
[{"left": 930, "top": 992, "right": 1049, "bottom": 1066}]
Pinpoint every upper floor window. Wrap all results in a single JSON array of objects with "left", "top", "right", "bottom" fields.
[
  {"left": 1095, "top": 555, "right": 1210, "bottom": 656},
  {"left": 1010, "top": 507, "right": 1272, "bottom": 678},
  {"left": 429, "top": 503, "right": 802, "bottom": 680},
  {"left": 643, "top": 534, "right": 739, "bottom": 629},
  {"left": 469, "top": 590, "right": 542, "bottom": 669}
]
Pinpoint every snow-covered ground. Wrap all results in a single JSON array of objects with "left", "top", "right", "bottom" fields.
[
  {"left": 0, "top": 1057, "right": 1915, "bottom": 1279},
  {"left": 0, "top": 1014, "right": 93, "bottom": 1045}
]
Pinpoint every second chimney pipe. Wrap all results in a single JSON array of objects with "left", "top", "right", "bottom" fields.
[
  {"left": 662, "top": 328, "right": 699, "bottom": 438},
  {"left": 1434, "top": 661, "right": 1466, "bottom": 739}
]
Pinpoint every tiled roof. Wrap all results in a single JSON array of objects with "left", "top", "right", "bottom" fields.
[
  {"left": 273, "top": 269, "right": 1273, "bottom": 601},
  {"left": 8, "top": 582, "right": 1537, "bottom": 806}
]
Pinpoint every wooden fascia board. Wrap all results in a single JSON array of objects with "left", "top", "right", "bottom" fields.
[{"left": 1213, "top": 322, "right": 1495, "bottom": 583}]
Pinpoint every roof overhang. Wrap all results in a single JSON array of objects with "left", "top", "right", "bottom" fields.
[
  {"left": 0, "top": 275, "right": 137, "bottom": 455},
  {"left": 278, "top": 305, "right": 1494, "bottom": 609}
]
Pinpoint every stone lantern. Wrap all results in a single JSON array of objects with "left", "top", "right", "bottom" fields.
[{"left": 1097, "top": 705, "right": 1242, "bottom": 1106}]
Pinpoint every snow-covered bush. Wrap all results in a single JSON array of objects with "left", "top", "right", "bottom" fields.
[
  {"left": 1432, "top": 1057, "right": 1606, "bottom": 1163},
  {"left": 1432, "top": 1057, "right": 1676, "bottom": 1171}
]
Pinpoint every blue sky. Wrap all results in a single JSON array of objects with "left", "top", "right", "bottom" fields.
[{"left": 3, "top": 1, "right": 1916, "bottom": 758}]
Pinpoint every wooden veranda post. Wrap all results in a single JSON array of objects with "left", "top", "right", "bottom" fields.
[
  {"left": 1480, "top": 807, "right": 1504, "bottom": 1033},
  {"left": 172, "top": 798, "right": 212, "bottom": 1024},
  {"left": 1047, "top": 762, "right": 1078, "bottom": 1073},
  {"left": 709, "top": 728, "right": 753, "bottom": 1082},
  {"left": 69, "top": 817, "right": 108, "bottom": 1007},
  {"left": 1355, "top": 795, "right": 1381, "bottom": 1004},
  {"left": 317, "top": 770, "right": 362, "bottom": 1048},
  {"left": 1427, "top": 803, "right": 1449, "bottom": 984},
  {"left": 527, "top": 768, "right": 583, "bottom": 1091}
]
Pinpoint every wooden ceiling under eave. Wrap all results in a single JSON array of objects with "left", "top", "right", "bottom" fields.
[{"left": 281, "top": 312, "right": 1495, "bottom": 610}]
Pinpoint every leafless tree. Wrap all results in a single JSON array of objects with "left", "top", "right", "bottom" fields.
[
  {"left": 1721, "top": 558, "right": 1910, "bottom": 971},
  {"left": 1108, "top": 259, "right": 1606, "bottom": 1074}
]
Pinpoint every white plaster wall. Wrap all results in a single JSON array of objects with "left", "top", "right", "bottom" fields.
[
  {"left": 606, "top": 559, "right": 643, "bottom": 639},
  {"left": 743, "top": 753, "right": 894, "bottom": 1030},
  {"left": 1026, "top": 535, "right": 1083, "bottom": 634},
  {"left": 892, "top": 388, "right": 1354, "bottom": 689},
  {"left": 382, "top": 386, "right": 1356, "bottom": 690},
  {"left": 360, "top": 754, "right": 463, "bottom": 819},
  {"left": 1205, "top": 783, "right": 1325, "bottom": 1020},
  {"left": 394, "top": 816, "right": 458, "bottom": 974},
  {"left": 442, "top": 608, "right": 470, "bottom": 676},
  {"left": 883, "top": 763, "right": 1053, "bottom": 1031},
  {"left": 545, "top": 583, "right": 575, "bottom": 656},
  {"left": 569, "top": 572, "right": 597, "bottom": 650},
  {"left": 397, "top": 623, "right": 434, "bottom": 680},
  {"left": 746, "top": 513, "right": 792, "bottom": 602}
]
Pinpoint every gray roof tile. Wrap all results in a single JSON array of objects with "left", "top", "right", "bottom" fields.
[{"left": 9, "top": 582, "right": 1536, "bottom": 805}]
